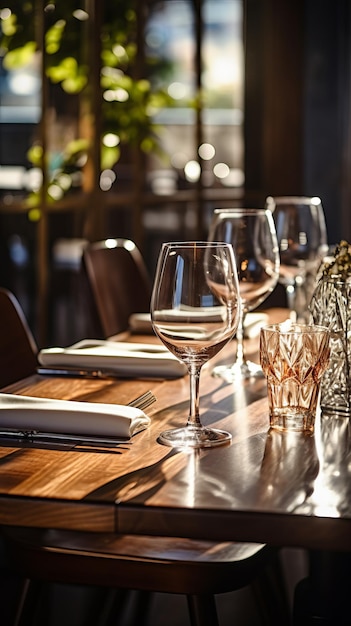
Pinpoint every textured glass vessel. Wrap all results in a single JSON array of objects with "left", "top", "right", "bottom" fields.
[
  {"left": 310, "top": 277, "right": 351, "bottom": 415},
  {"left": 260, "top": 322, "right": 330, "bottom": 432}
]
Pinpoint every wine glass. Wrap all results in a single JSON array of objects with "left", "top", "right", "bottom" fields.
[
  {"left": 207, "top": 208, "right": 280, "bottom": 381},
  {"left": 150, "top": 241, "right": 241, "bottom": 449},
  {"left": 266, "top": 196, "right": 328, "bottom": 322}
]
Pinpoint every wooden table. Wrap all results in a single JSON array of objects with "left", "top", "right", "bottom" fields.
[{"left": 0, "top": 308, "right": 350, "bottom": 554}]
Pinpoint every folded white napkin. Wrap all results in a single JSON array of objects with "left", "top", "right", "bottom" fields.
[
  {"left": 129, "top": 312, "right": 269, "bottom": 338},
  {"left": 38, "top": 340, "right": 187, "bottom": 379},
  {"left": 129, "top": 313, "right": 156, "bottom": 334},
  {"left": 244, "top": 312, "right": 269, "bottom": 338},
  {"left": 0, "top": 393, "right": 150, "bottom": 438}
]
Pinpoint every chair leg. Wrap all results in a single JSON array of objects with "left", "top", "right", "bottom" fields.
[
  {"left": 127, "top": 591, "right": 153, "bottom": 626},
  {"left": 15, "top": 581, "right": 117, "bottom": 626},
  {"left": 101, "top": 589, "right": 153, "bottom": 626},
  {"left": 13, "top": 579, "right": 42, "bottom": 626},
  {"left": 251, "top": 551, "right": 291, "bottom": 625},
  {"left": 187, "top": 594, "right": 219, "bottom": 626},
  {"left": 0, "top": 569, "right": 30, "bottom": 626}
]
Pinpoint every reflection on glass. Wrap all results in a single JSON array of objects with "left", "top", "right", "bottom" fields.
[{"left": 259, "top": 429, "right": 319, "bottom": 511}]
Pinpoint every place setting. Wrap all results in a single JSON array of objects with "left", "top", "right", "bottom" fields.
[
  {"left": 37, "top": 339, "right": 187, "bottom": 380},
  {"left": 0, "top": 389, "right": 156, "bottom": 450}
]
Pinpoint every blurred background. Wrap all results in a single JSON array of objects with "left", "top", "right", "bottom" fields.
[{"left": 0, "top": 0, "right": 350, "bottom": 347}]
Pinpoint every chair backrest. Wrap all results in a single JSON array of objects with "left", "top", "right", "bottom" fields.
[
  {"left": 82, "top": 238, "right": 152, "bottom": 338},
  {"left": 0, "top": 288, "right": 38, "bottom": 388}
]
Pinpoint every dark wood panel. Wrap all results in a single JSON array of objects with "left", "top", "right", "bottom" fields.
[
  {"left": 0, "top": 497, "right": 114, "bottom": 532},
  {"left": 244, "top": 0, "right": 304, "bottom": 202}
]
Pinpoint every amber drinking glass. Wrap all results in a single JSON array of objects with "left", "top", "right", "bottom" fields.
[{"left": 260, "top": 322, "right": 330, "bottom": 433}]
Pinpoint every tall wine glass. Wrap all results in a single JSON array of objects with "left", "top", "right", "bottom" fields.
[
  {"left": 208, "top": 208, "right": 280, "bottom": 381},
  {"left": 266, "top": 196, "right": 328, "bottom": 322},
  {"left": 150, "top": 241, "right": 240, "bottom": 449}
]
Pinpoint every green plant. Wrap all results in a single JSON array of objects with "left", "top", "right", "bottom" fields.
[{"left": 0, "top": 0, "right": 175, "bottom": 208}]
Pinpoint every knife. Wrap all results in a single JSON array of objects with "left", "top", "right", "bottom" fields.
[{"left": 37, "top": 367, "right": 120, "bottom": 379}]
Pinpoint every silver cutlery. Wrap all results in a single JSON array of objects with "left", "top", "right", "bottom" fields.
[
  {"left": 37, "top": 367, "right": 123, "bottom": 379},
  {"left": 127, "top": 390, "right": 156, "bottom": 411}
]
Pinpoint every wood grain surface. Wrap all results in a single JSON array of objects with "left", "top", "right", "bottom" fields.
[{"left": 0, "top": 308, "right": 350, "bottom": 552}]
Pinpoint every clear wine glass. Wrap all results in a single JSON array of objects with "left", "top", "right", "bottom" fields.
[
  {"left": 150, "top": 241, "right": 241, "bottom": 449},
  {"left": 266, "top": 196, "right": 328, "bottom": 322},
  {"left": 207, "top": 208, "right": 280, "bottom": 381}
]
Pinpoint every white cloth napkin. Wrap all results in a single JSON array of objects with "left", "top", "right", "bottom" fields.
[
  {"left": 0, "top": 393, "right": 150, "bottom": 438},
  {"left": 38, "top": 340, "right": 187, "bottom": 379},
  {"left": 129, "top": 312, "right": 269, "bottom": 338},
  {"left": 129, "top": 313, "right": 156, "bottom": 334},
  {"left": 244, "top": 312, "right": 269, "bottom": 338}
]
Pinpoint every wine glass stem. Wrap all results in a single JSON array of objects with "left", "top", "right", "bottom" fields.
[
  {"left": 286, "top": 283, "right": 297, "bottom": 321},
  {"left": 286, "top": 281, "right": 306, "bottom": 322},
  {"left": 187, "top": 363, "right": 202, "bottom": 429},
  {"left": 235, "top": 310, "right": 247, "bottom": 367}
]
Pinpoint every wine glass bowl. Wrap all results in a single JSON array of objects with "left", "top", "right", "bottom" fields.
[
  {"left": 207, "top": 208, "right": 280, "bottom": 381},
  {"left": 150, "top": 241, "right": 241, "bottom": 449},
  {"left": 266, "top": 196, "right": 328, "bottom": 321}
]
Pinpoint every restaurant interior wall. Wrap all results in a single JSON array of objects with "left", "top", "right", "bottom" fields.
[{"left": 0, "top": 0, "right": 350, "bottom": 346}]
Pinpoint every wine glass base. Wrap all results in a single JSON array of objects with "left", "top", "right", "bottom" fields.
[
  {"left": 212, "top": 360, "right": 264, "bottom": 382},
  {"left": 157, "top": 425, "right": 232, "bottom": 449}
]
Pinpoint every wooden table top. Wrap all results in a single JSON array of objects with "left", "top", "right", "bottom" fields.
[{"left": 0, "top": 307, "right": 350, "bottom": 553}]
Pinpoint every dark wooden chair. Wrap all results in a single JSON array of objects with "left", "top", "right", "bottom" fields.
[
  {"left": 82, "top": 238, "right": 152, "bottom": 338},
  {"left": 0, "top": 287, "right": 290, "bottom": 626},
  {"left": 0, "top": 288, "right": 38, "bottom": 387}
]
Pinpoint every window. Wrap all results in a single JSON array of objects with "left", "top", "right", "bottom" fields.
[
  {"left": 144, "top": 0, "right": 244, "bottom": 199},
  {"left": 0, "top": 0, "right": 244, "bottom": 344}
]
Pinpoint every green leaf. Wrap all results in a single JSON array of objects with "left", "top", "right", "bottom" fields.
[
  {"left": 65, "top": 139, "right": 89, "bottom": 158},
  {"left": 101, "top": 145, "right": 120, "bottom": 169},
  {"left": 27, "top": 145, "right": 43, "bottom": 167},
  {"left": 3, "top": 41, "right": 36, "bottom": 69},
  {"left": 1, "top": 13, "right": 17, "bottom": 37},
  {"left": 46, "top": 57, "right": 88, "bottom": 93},
  {"left": 45, "top": 19, "right": 66, "bottom": 55},
  {"left": 62, "top": 75, "right": 87, "bottom": 93}
]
